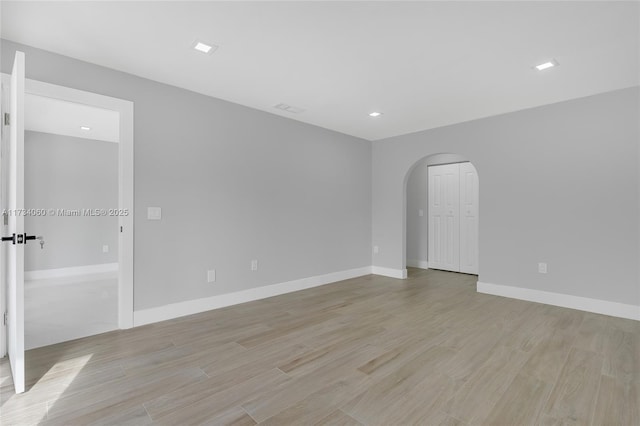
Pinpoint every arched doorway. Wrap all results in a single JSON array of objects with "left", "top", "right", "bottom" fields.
[{"left": 403, "top": 153, "right": 479, "bottom": 276}]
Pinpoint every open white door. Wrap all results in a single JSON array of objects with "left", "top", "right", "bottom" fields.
[{"left": 5, "top": 51, "right": 26, "bottom": 394}]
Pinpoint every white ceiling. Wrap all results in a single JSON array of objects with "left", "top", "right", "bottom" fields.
[
  {"left": 26, "top": 94, "right": 119, "bottom": 143},
  {"left": 3, "top": 1, "right": 638, "bottom": 141}
]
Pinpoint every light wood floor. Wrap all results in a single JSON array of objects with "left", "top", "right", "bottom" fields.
[{"left": 1, "top": 268, "right": 638, "bottom": 425}]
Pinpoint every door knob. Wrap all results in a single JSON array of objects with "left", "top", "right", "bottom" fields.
[
  {"left": 1, "top": 234, "right": 16, "bottom": 244},
  {"left": 1, "top": 233, "right": 44, "bottom": 246}
]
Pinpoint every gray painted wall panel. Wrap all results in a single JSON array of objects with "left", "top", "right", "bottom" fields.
[
  {"left": 2, "top": 40, "right": 372, "bottom": 310},
  {"left": 374, "top": 87, "right": 640, "bottom": 305},
  {"left": 4, "top": 39, "right": 637, "bottom": 311},
  {"left": 24, "top": 131, "right": 118, "bottom": 270}
]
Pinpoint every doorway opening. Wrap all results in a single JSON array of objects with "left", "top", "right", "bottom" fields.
[
  {"left": 23, "top": 96, "right": 120, "bottom": 349},
  {"left": 404, "top": 153, "right": 479, "bottom": 277},
  {"left": 0, "top": 72, "right": 134, "bottom": 366}
]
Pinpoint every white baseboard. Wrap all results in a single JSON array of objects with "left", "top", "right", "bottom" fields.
[
  {"left": 134, "top": 266, "right": 372, "bottom": 327},
  {"left": 371, "top": 266, "right": 408, "bottom": 279},
  {"left": 25, "top": 263, "right": 118, "bottom": 281},
  {"left": 477, "top": 281, "right": 639, "bottom": 321},
  {"left": 406, "top": 260, "right": 429, "bottom": 269}
]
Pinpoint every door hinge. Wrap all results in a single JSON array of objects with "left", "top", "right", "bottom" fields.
[
  {"left": 3, "top": 113, "right": 9, "bottom": 126},
  {"left": 3, "top": 311, "right": 7, "bottom": 326}
]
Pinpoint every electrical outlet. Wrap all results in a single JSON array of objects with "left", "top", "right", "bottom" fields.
[
  {"left": 102, "top": 245, "right": 109, "bottom": 253},
  {"left": 538, "top": 262, "right": 548, "bottom": 274},
  {"left": 373, "top": 246, "right": 379, "bottom": 254},
  {"left": 147, "top": 207, "right": 162, "bottom": 220},
  {"left": 251, "top": 260, "right": 258, "bottom": 271},
  {"left": 207, "top": 269, "right": 216, "bottom": 283}
]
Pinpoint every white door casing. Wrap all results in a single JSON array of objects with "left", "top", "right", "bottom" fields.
[{"left": 17, "top": 78, "right": 135, "bottom": 330}]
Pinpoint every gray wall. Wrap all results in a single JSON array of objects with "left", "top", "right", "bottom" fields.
[
  {"left": 406, "top": 153, "right": 467, "bottom": 264},
  {"left": 374, "top": 87, "right": 640, "bottom": 306},
  {"left": 2, "top": 40, "right": 372, "bottom": 310},
  {"left": 4, "top": 39, "right": 637, "bottom": 312},
  {"left": 24, "top": 131, "right": 118, "bottom": 271}
]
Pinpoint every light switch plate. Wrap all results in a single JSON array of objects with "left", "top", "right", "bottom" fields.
[
  {"left": 207, "top": 269, "right": 216, "bottom": 283},
  {"left": 147, "top": 207, "right": 162, "bottom": 220},
  {"left": 538, "top": 262, "right": 548, "bottom": 274}
]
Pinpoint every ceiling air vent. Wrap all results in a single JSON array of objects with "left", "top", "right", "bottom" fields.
[{"left": 274, "top": 103, "right": 305, "bottom": 114}]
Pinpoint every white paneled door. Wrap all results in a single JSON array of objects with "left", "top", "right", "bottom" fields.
[
  {"left": 428, "top": 162, "right": 478, "bottom": 275},
  {"left": 428, "top": 163, "right": 460, "bottom": 272},
  {"left": 459, "top": 162, "right": 479, "bottom": 274},
  {"left": 4, "top": 51, "right": 26, "bottom": 393}
]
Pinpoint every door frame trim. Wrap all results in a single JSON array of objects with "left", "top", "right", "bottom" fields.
[{"left": 0, "top": 74, "right": 134, "bottom": 340}]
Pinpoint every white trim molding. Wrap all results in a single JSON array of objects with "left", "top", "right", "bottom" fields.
[
  {"left": 477, "top": 281, "right": 640, "bottom": 321},
  {"left": 13, "top": 76, "right": 135, "bottom": 330},
  {"left": 25, "top": 263, "right": 118, "bottom": 281},
  {"left": 134, "top": 266, "right": 372, "bottom": 326},
  {"left": 371, "top": 266, "right": 408, "bottom": 279},
  {"left": 406, "top": 260, "right": 429, "bottom": 269}
]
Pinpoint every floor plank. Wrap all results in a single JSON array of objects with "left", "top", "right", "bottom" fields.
[{"left": 541, "top": 347, "right": 603, "bottom": 425}]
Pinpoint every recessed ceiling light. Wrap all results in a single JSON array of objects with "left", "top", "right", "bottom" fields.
[
  {"left": 80, "top": 126, "right": 91, "bottom": 131},
  {"left": 369, "top": 112, "right": 383, "bottom": 117},
  {"left": 193, "top": 41, "right": 217, "bottom": 54},
  {"left": 534, "top": 59, "right": 558, "bottom": 71}
]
